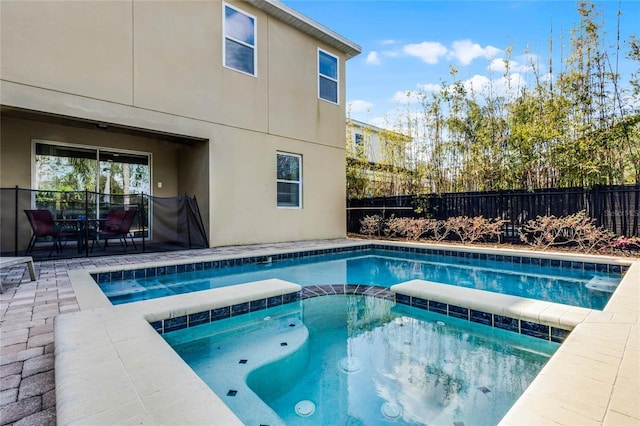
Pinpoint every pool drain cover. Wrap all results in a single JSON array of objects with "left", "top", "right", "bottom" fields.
[
  {"left": 338, "top": 356, "right": 363, "bottom": 373},
  {"left": 295, "top": 400, "right": 315, "bottom": 417},
  {"left": 381, "top": 402, "right": 402, "bottom": 419}
]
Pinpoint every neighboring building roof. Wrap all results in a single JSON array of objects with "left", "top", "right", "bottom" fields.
[
  {"left": 348, "top": 119, "right": 412, "bottom": 142},
  {"left": 248, "top": 0, "right": 361, "bottom": 59}
]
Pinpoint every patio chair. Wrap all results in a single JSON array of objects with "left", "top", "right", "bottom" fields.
[
  {"left": 93, "top": 208, "right": 137, "bottom": 252},
  {"left": 24, "top": 209, "right": 79, "bottom": 256}
]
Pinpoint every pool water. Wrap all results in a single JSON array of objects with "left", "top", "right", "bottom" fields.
[
  {"left": 102, "top": 249, "right": 620, "bottom": 309},
  {"left": 165, "top": 295, "right": 558, "bottom": 425}
]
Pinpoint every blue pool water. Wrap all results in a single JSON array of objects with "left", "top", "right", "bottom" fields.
[
  {"left": 101, "top": 248, "right": 621, "bottom": 309},
  {"left": 165, "top": 295, "right": 558, "bottom": 425}
]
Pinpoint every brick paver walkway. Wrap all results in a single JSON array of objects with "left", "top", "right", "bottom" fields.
[{"left": 0, "top": 240, "right": 358, "bottom": 425}]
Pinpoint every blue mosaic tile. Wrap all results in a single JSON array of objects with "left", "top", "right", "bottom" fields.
[
  {"left": 470, "top": 310, "right": 492, "bottom": 326},
  {"left": 494, "top": 315, "right": 519, "bottom": 333},
  {"left": 166, "top": 265, "right": 176, "bottom": 275},
  {"left": 561, "top": 260, "right": 572, "bottom": 269},
  {"left": 267, "top": 295, "right": 283, "bottom": 308},
  {"left": 282, "top": 292, "right": 300, "bottom": 304},
  {"left": 250, "top": 299, "right": 267, "bottom": 312},
  {"left": 540, "top": 258, "right": 550, "bottom": 267},
  {"left": 522, "top": 257, "right": 531, "bottom": 265},
  {"left": 185, "top": 263, "right": 195, "bottom": 272},
  {"left": 596, "top": 263, "right": 608, "bottom": 272},
  {"left": 97, "top": 273, "right": 110, "bottom": 283},
  {"left": 134, "top": 269, "right": 146, "bottom": 278},
  {"left": 109, "top": 271, "right": 123, "bottom": 281},
  {"left": 396, "top": 293, "right": 411, "bottom": 306},
  {"left": 551, "top": 327, "right": 571, "bottom": 343},
  {"left": 195, "top": 262, "right": 203, "bottom": 271},
  {"left": 345, "top": 284, "right": 359, "bottom": 294},
  {"left": 231, "top": 302, "right": 250, "bottom": 316},
  {"left": 145, "top": 267, "right": 157, "bottom": 277},
  {"left": 164, "top": 316, "right": 187, "bottom": 333},
  {"left": 211, "top": 306, "right": 230, "bottom": 321},
  {"left": 188, "top": 311, "right": 210, "bottom": 327},
  {"left": 550, "top": 259, "right": 561, "bottom": 267},
  {"left": 488, "top": 254, "right": 496, "bottom": 262},
  {"left": 123, "top": 270, "right": 134, "bottom": 280},
  {"left": 571, "top": 261, "right": 583, "bottom": 270},
  {"left": 150, "top": 321, "right": 163, "bottom": 334},
  {"left": 521, "top": 321, "right": 549, "bottom": 340},
  {"left": 610, "top": 265, "right": 621, "bottom": 273},
  {"left": 584, "top": 262, "right": 595, "bottom": 271},
  {"left": 156, "top": 267, "right": 166, "bottom": 276},
  {"left": 531, "top": 257, "right": 541, "bottom": 266},
  {"left": 411, "top": 297, "right": 429, "bottom": 310},
  {"left": 176, "top": 264, "right": 185, "bottom": 273},
  {"left": 428, "top": 301, "right": 447, "bottom": 315},
  {"left": 495, "top": 255, "right": 504, "bottom": 262},
  {"left": 448, "top": 304, "right": 469, "bottom": 320}
]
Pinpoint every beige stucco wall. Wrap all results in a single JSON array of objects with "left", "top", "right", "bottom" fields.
[{"left": 1, "top": 0, "right": 353, "bottom": 248}]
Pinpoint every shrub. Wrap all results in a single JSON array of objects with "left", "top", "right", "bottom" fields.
[
  {"left": 447, "top": 216, "right": 507, "bottom": 243},
  {"left": 520, "top": 211, "right": 613, "bottom": 252},
  {"left": 359, "top": 215, "right": 384, "bottom": 237}
]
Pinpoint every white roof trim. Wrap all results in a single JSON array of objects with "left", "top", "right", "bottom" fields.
[{"left": 246, "top": 0, "right": 361, "bottom": 59}]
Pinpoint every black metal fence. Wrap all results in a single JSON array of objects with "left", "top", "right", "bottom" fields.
[
  {"left": 1, "top": 187, "right": 208, "bottom": 260},
  {"left": 347, "top": 185, "right": 640, "bottom": 240}
]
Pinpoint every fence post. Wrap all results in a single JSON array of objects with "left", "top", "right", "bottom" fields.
[
  {"left": 141, "top": 194, "right": 146, "bottom": 253},
  {"left": 84, "top": 189, "right": 89, "bottom": 257},
  {"left": 14, "top": 186, "right": 19, "bottom": 256}
]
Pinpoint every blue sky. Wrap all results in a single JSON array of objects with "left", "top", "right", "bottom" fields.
[{"left": 285, "top": 1, "right": 639, "bottom": 126}]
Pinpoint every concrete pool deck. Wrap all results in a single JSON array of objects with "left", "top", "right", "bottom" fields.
[{"left": 0, "top": 238, "right": 638, "bottom": 425}]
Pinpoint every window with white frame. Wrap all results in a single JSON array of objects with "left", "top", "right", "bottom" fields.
[
  {"left": 223, "top": 3, "right": 256, "bottom": 76},
  {"left": 318, "top": 49, "right": 338, "bottom": 103},
  {"left": 276, "top": 152, "right": 302, "bottom": 208}
]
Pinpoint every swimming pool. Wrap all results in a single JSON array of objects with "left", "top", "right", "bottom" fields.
[
  {"left": 97, "top": 245, "right": 624, "bottom": 309},
  {"left": 165, "top": 294, "right": 558, "bottom": 425}
]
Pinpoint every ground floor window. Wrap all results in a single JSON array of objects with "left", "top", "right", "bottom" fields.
[{"left": 276, "top": 152, "right": 302, "bottom": 208}]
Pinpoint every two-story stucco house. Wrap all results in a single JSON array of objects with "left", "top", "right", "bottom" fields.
[{"left": 0, "top": 0, "right": 361, "bottom": 250}]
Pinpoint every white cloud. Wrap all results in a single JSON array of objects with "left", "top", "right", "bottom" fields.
[
  {"left": 391, "top": 90, "right": 424, "bottom": 104},
  {"left": 403, "top": 41, "right": 448, "bottom": 64},
  {"left": 488, "top": 57, "right": 533, "bottom": 73},
  {"left": 347, "top": 99, "right": 374, "bottom": 113},
  {"left": 488, "top": 58, "right": 512, "bottom": 72},
  {"left": 380, "top": 39, "right": 396, "bottom": 46},
  {"left": 419, "top": 83, "right": 442, "bottom": 92},
  {"left": 449, "top": 39, "right": 501, "bottom": 65},
  {"left": 459, "top": 73, "right": 527, "bottom": 99},
  {"left": 366, "top": 51, "right": 381, "bottom": 65}
]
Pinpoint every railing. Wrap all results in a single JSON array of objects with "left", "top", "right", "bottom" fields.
[
  {"left": 0, "top": 187, "right": 208, "bottom": 259},
  {"left": 346, "top": 184, "right": 640, "bottom": 240}
]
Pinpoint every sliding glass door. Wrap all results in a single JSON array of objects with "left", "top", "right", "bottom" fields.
[{"left": 34, "top": 142, "right": 150, "bottom": 196}]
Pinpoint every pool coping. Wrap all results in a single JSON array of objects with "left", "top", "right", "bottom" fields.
[{"left": 58, "top": 240, "right": 639, "bottom": 425}]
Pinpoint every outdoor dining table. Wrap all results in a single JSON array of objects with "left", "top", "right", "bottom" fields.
[{"left": 53, "top": 218, "right": 100, "bottom": 253}]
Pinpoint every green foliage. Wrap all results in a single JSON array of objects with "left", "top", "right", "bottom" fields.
[{"left": 347, "top": 1, "right": 638, "bottom": 195}]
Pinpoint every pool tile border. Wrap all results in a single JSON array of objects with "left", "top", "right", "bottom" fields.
[
  {"left": 151, "top": 283, "right": 567, "bottom": 343},
  {"left": 395, "top": 291, "right": 569, "bottom": 342},
  {"left": 150, "top": 291, "right": 302, "bottom": 334},
  {"left": 90, "top": 243, "right": 628, "bottom": 284}
]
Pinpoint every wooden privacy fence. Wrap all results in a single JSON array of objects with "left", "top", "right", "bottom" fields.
[{"left": 346, "top": 185, "right": 640, "bottom": 239}]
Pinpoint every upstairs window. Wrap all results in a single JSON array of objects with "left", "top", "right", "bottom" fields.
[
  {"left": 223, "top": 4, "right": 256, "bottom": 76},
  {"left": 318, "top": 49, "right": 338, "bottom": 103},
  {"left": 276, "top": 152, "right": 302, "bottom": 208}
]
